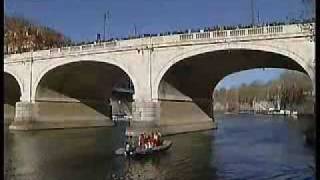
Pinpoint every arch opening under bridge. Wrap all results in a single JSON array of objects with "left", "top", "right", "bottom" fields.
[
  {"left": 30, "top": 60, "right": 136, "bottom": 128},
  {"left": 155, "top": 46, "right": 313, "bottom": 134},
  {"left": 4, "top": 72, "right": 22, "bottom": 125}
]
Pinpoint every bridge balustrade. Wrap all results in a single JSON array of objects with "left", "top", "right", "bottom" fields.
[
  {"left": 4, "top": 23, "right": 314, "bottom": 62},
  {"left": 195, "top": 32, "right": 210, "bottom": 39},
  {"left": 70, "top": 46, "right": 81, "bottom": 52},
  {"left": 49, "top": 48, "right": 60, "bottom": 54},
  {"left": 180, "top": 34, "right": 193, "bottom": 40},
  {"left": 229, "top": 30, "right": 236, "bottom": 36},
  {"left": 31, "top": 50, "right": 50, "bottom": 57},
  {"left": 46, "top": 41, "right": 117, "bottom": 56},
  {"left": 230, "top": 29, "right": 246, "bottom": 36},
  {"left": 81, "top": 44, "right": 93, "bottom": 51},
  {"left": 299, "top": 23, "right": 314, "bottom": 32},
  {"left": 247, "top": 27, "right": 264, "bottom": 35},
  {"left": 60, "top": 47, "right": 70, "bottom": 53},
  {"left": 150, "top": 36, "right": 164, "bottom": 44},
  {"left": 266, "top": 26, "right": 283, "bottom": 34},
  {"left": 105, "top": 41, "right": 117, "bottom": 47},
  {"left": 179, "top": 25, "right": 287, "bottom": 42},
  {"left": 4, "top": 52, "right": 31, "bottom": 61},
  {"left": 93, "top": 43, "right": 104, "bottom": 48},
  {"left": 212, "top": 31, "right": 228, "bottom": 38}
]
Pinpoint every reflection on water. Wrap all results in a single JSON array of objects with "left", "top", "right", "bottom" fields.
[{"left": 4, "top": 114, "right": 315, "bottom": 180}]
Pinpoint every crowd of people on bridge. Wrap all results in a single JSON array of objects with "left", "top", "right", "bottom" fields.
[{"left": 64, "top": 18, "right": 316, "bottom": 47}]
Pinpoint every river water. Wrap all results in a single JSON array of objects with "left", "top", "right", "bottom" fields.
[{"left": 4, "top": 114, "right": 315, "bottom": 180}]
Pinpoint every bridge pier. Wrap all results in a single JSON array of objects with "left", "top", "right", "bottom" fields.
[
  {"left": 158, "top": 100, "right": 216, "bottom": 135},
  {"left": 9, "top": 101, "right": 114, "bottom": 130},
  {"left": 126, "top": 100, "right": 216, "bottom": 136},
  {"left": 126, "top": 101, "right": 160, "bottom": 135},
  {"left": 4, "top": 104, "right": 16, "bottom": 125}
]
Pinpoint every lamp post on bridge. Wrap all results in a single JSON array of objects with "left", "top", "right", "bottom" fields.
[
  {"left": 251, "top": 0, "right": 255, "bottom": 26},
  {"left": 29, "top": 50, "right": 34, "bottom": 102},
  {"left": 250, "top": 0, "right": 262, "bottom": 26},
  {"left": 103, "top": 12, "right": 106, "bottom": 41},
  {"left": 134, "top": 24, "right": 137, "bottom": 37},
  {"left": 103, "top": 11, "right": 111, "bottom": 41}
]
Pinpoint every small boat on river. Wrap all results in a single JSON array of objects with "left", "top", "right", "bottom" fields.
[{"left": 115, "top": 140, "right": 172, "bottom": 157}]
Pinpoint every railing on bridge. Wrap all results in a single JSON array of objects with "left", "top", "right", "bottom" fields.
[
  {"left": 4, "top": 23, "right": 314, "bottom": 62},
  {"left": 180, "top": 25, "right": 287, "bottom": 41},
  {"left": 48, "top": 41, "right": 117, "bottom": 55}
]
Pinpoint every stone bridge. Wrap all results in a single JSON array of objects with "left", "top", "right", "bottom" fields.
[{"left": 4, "top": 23, "right": 315, "bottom": 135}]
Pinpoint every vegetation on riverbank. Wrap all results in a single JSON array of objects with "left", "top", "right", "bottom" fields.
[{"left": 213, "top": 70, "right": 313, "bottom": 113}]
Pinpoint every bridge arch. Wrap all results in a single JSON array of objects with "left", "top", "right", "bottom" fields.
[
  {"left": 153, "top": 42, "right": 314, "bottom": 133},
  {"left": 4, "top": 71, "right": 23, "bottom": 123},
  {"left": 32, "top": 57, "right": 139, "bottom": 101},
  {"left": 32, "top": 58, "right": 138, "bottom": 124},
  {"left": 153, "top": 43, "right": 314, "bottom": 99},
  {"left": 4, "top": 69, "right": 24, "bottom": 96}
]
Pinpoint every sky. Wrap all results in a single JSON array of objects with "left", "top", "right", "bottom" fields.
[
  {"left": 4, "top": 0, "right": 313, "bottom": 89},
  {"left": 215, "top": 68, "right": 283, "bottom": 89}
]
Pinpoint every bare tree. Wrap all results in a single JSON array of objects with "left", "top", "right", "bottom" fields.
[{"left": 4, "top": 15, "right": 72, "bottom": 54}]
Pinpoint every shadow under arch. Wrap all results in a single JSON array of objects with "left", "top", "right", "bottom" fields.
[
  {"left": 34, "top": 61, "right": 135, "bottom": 124},
  {"left": 4, "top": 72, "right": 22, "bottom": 123},
  {"left": 32, "top": 57, "right": 139, "bottom": 101}
]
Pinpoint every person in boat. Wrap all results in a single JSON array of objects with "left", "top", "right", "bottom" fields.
[
  {"left": 128, "top": 136, "right": 134, "bottom": 147},
  {"left": 149, "top": 132, "right": 153, "bottom": 148},
  {"left": 152, "top": 132, "right": 157, "bottom": 148},
  {"left": 147, "top": 134, "right": 153, "bottom": 149},
  {"left": 138, "top": 134, "right": 141, "bottom": 147},
  {"left": 124, "top": 141, "right": 130, "bottom": 156},
  {"left": 144, "top": 133, "right": 149, "bottom": 147},
  {"left": 146, "top": 134, "right": 150, "bottom": 149},
  {"left": 153, "top": 132, "right": 159, "bottom": 146},
  {"left": 124, "top": 136, "right": 135, "bottom": 156},
  {"left": 156, "top": 131, "right": 162, "bottom": 146},
  {"left": 154, "top": 132, "right": 159, "bottom": 147},
  {"left": 139, "top": 133, "right": 145, "bottom": 150},
  {"left": 151, "top": 132, "right": 157, "bottom": 147},
  {"left": 149, "top": 137, "right": 153, "bottom": 149}
]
